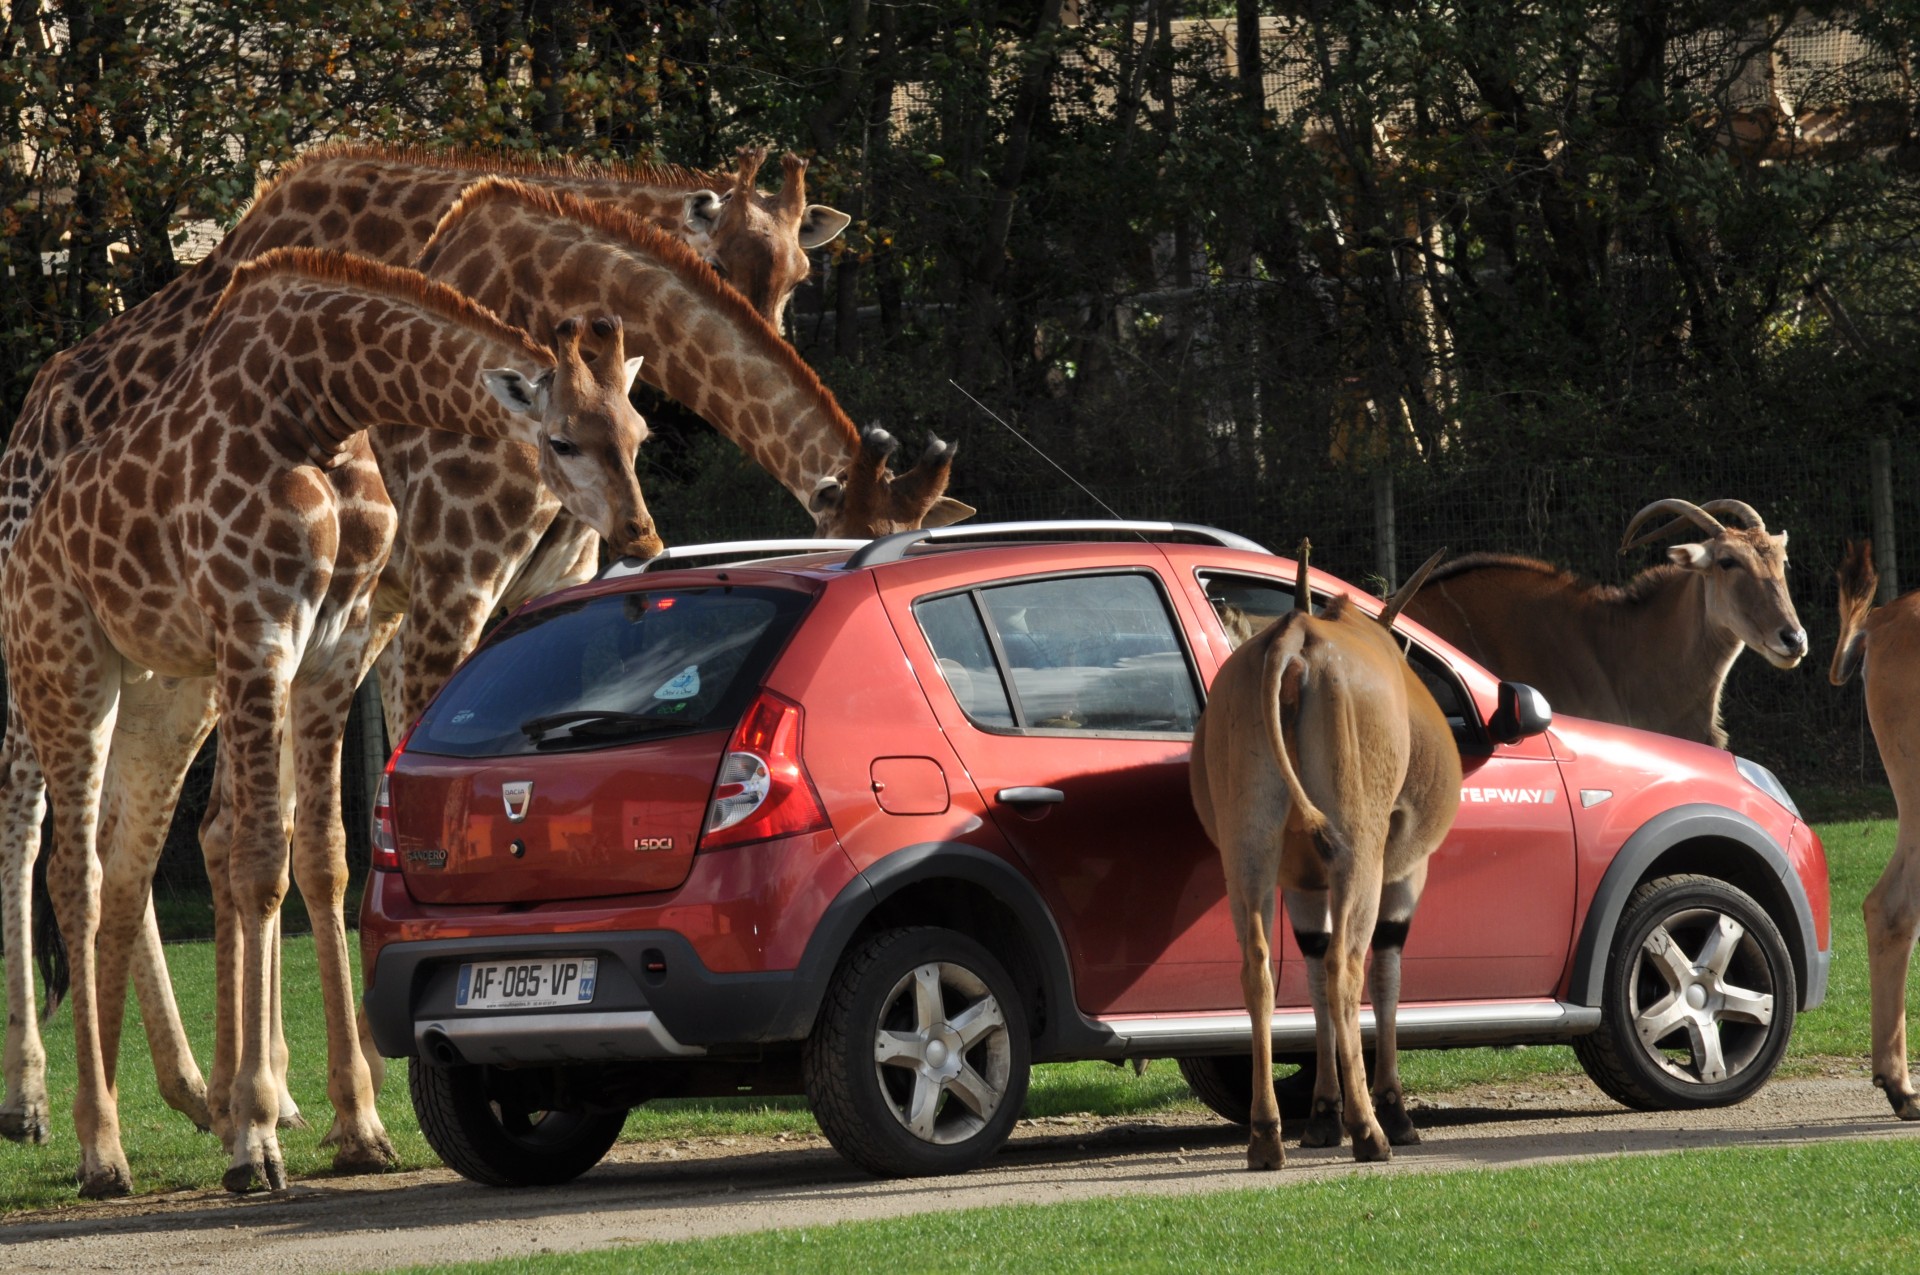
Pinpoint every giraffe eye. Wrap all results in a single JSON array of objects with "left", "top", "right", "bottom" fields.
[{"left": 548, "top": 437, "right": 579, "bottom": 458}]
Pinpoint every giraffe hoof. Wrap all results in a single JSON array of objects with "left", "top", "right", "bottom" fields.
[
  {"left": 78, "top": 1163, "right": 134, "bottom": 1199},
  {"left": 0, "top": 1107, "right": 51, "bottom": 1144},
  {"left": 330, "top": 1133, "right": 398, "bottom": 1176},
  {"left": 1246, "top": 1120, "right": 1284, "bottom": 1171},
  {"left": 223, "top": 1154, "right": 288, "bottom": 1195},
  {"left": 1873, "top": 1075, "right": 1920, "bottom": 1120},
  {"left": 1301, "top": 1099, "right": 1343, "bottom": 1149},
  {"left": 278, "top": 1103, "right": 309, "bottom": 1132}
]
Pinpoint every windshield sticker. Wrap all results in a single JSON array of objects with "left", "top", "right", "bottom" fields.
[{"left": 654, "top": 665, "right": 702, "bottom": 700}]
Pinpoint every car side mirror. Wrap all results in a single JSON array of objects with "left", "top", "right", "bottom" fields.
[{"left": 1489, "top": 681, "right": 1552, "bottom": 745}]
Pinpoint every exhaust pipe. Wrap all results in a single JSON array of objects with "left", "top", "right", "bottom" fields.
[{"left": 420, "top": 1027, "right": 464, "bottom": 1067}]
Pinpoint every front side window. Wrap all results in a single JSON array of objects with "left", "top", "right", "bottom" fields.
[
  {"left": 916, "top": 572, "right": 1200, "bottom": 735},
  {"left": 409, "top": 585, "right": 813, "bottom": 757}
]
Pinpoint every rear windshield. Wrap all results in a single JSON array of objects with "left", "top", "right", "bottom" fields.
[{"left": 407, "top": 585, "right": 813, "bottom": 757}]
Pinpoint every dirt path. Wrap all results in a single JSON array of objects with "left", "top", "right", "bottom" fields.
[{"left": 6, "top": 1072, "right": 1914, "bottom": 1273}]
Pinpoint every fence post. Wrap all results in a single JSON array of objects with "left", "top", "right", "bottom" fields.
[
  {"left": 1373, "top": 466, "right": 1397, "bottom": 592},
  {"left": 1872, "top": 438, "right": 1900, "bottom": 603}
]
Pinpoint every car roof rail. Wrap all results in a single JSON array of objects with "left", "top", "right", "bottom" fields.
[
  {"left": 601, "top": 539, "right": 871, "bottom": 580},
  {"left": 843, "top": 520, "right": 1272, "bottom": 569}
]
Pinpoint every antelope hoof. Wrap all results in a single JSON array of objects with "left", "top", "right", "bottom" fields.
[
  {"left": 223, "top": 1153, "right": 288, "bottom": 1195},
  {"left": 1350, "top": 1124, "right": 1393, "bottom": 1163},
  {"left": 77, "top": 1161, "right": 134, "bottom": 1200},
  {"left": 1246, "top": 1120, "right": 1284, "bottom": 1171},
  {"left": 1301, "top": 1098, "right": 1343, "bottom": 1149},
  {"left": 160, "top": 1082, "right": 213, "bottom": 1133},
  {"left": 1376, "top": 1090, "right": 1421, "bottom": 1146},
  {"left": 0, "top": 1105, "right": 51, "bottom": 1144},
  {"left": 1872, "top": 1075, "right": 1920, "bottom": 1121}
]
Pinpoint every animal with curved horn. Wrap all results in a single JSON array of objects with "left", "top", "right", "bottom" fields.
[{"left": 1400, "top": 498, "right": 1807, "bottom": 748}]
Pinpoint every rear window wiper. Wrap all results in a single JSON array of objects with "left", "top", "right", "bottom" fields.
[{"left": 520, "top": 709, "right": 660, "bottom": 742}]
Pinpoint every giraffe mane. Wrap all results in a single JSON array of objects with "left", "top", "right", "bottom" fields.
[
  {"left": 213, "top": 247, "right": 552, "bottom": 365},
  {"left": 248, "top": 142, "right": 726, "bottom": 212},
  {"left": 432, "top": 177, "right": 861, "bottom": 449}
]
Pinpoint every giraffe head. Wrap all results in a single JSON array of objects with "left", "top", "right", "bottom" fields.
[
  {"left": 483, "top": 314, "right": 663, "bottom": 560},
  {"left": 681, "top": 147, "right": 851, "bottom": 328},
  {"left": 809, "top": 427, "right": 976, "bottom": 537}
]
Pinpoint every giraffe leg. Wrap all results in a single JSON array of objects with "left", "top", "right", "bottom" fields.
[
  {"left": 292, "top": 649, "right": 396, "bottom": 1175},
  {"left": 1369, "top": 868, "right": 1427, "bottom": 1147},
  {"left": 0, "top": 709, "right": 52, "bottom": 1144},
  {"left": 212, "top": 668, "right": 296, "bottom": 1195},
  {"left": 93, "top": 676, "right": 217, "bottom": 1133},
  {"left": 13, "top": 626, "right": 129, "bottom": 1196}
]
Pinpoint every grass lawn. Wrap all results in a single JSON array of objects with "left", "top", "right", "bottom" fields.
[
  {"left": 397, "top": 1139, "right": 1920, "bottom": 1275},
  {"left": 0, "top": 811, "right": 1908, "bottom": 1213}
]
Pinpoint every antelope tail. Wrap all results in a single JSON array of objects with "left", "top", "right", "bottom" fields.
[
  {"left": 1831, "top": 539, "right": 1878, "bottom": 686},
  {"left": 1260, "top": 618, "right": 1328, "bottom": 838}
]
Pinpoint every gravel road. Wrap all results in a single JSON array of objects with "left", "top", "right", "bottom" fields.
[{"left": 5, "top": 1071, "right": 1912, "bottom": 1273}]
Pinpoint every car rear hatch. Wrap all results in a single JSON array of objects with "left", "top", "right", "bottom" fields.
[{"left": 392, "top": 581, "right": 815, "bottom": 905}]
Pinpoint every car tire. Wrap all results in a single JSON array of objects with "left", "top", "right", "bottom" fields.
[
  {"left": 1176, "top": 1054, "right": 1322, "bottom": 1125},
  {"left": 804, "top": 926, "right": 1031, "bottom": 1177},
  {"left": 1573, "top": 874, "right": 1796, "bottom": 1110},
  {"left": 409, "top": 1059, "right": 626, "bottom": 1187}
]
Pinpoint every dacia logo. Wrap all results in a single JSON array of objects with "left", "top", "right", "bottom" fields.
[
  {"left": 502, "top": 780, "right": 533, "bottom": 822},
  {"left": 405, "top": 847, "right": 449, "bottom": 869},
  {"left": 633, "top": 837, "right": 675, "bottom": 853}
]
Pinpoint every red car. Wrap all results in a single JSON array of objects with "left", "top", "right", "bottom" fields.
[{"left": 360, "top": 522, "right": 1830, "bottom": 1184}]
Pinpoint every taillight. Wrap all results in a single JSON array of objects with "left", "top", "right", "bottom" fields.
[
  {"left": 370, "top": 724, "right": 413, "bottom": 872},
  {"left": 700, "top": 691, "right": 829, "bottom": 850}
]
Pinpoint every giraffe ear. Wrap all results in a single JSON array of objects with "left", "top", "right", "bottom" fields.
[
  {"left": 482, "top": 367, "right": 554, "bottom": 415},
  {"left": 797, "top": 205, "right": 852, "bottom": 250},
  {"left": 809, "top": 475, "right": 845, "bottom": 515},
  {"left": 684, "top": 190, "right": 725, "bottom": 239},
  {"left": 622, "top": 355, "right": 644, "bottom": 394},
  {"left": 920, "top": 497, "right": 976, "bottom": 529}
]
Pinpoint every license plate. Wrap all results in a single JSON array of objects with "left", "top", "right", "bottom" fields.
[{"left": 455, "top": 957, "right": 598, "bottom": 1010}]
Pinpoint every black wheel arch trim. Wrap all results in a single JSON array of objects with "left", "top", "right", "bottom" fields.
[
  {"left": 1566, "top": 803, "right": 1826, "bottom": 1011},
  {"left": 769, "top": 841, "right": 1116, "bottom": 1060}
]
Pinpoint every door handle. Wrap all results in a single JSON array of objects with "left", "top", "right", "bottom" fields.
[{"left": 996, "top": 786, "right": 1065, "bottom": 806}]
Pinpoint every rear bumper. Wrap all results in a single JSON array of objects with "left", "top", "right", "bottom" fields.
[{"left": 362, "top": 928, "right": 806, "bottom": 1062}]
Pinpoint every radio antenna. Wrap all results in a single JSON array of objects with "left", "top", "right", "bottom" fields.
[{"left": 947, "top": 380, "right": 1134, "bottom": 525}]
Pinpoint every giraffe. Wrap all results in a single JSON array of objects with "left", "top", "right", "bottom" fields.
[
  {"left": 2, "top": 247, "right": 655, "bottom": 1197},
  {"left": 0, "top": 140, "right": 851, "bottom": 1144}
]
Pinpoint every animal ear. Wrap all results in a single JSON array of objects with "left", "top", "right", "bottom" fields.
[
  {"left": 809, "top": 475, "right": 845, "bottom": 514},
  {"left": 919, "top": 497, "right": 975, "bottom": 529},
  {"left": 622, "top": 355, "right": 644, "bottom": 393},
  {"left": 1668, "top": 543, "right": 1712, "bottom": 569},
  {"left": 481, "top": 367, "right": 553, "bottom": 415},
  {"left": 684, "top": 190, "right": 725, "bottom": 238},
  {"left": 1774, "top": 529, "right": 1790, "bottom": 550},
  {"left": 797, "top": 205, "right": 852, "bottom": 250}
]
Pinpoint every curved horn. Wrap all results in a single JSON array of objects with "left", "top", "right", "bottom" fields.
[
  {"left": 1380, "top": 546, "right": 1448, "bottom": 628},
  {"left": 777, "top": 152, "right": 809, "bottom": 220},
  {"left": 1699, "top": 498, "right": 1768, "bottom": 534},
  {"left": 1619, "top": 498, "right": 1726, "bottom": 554}
]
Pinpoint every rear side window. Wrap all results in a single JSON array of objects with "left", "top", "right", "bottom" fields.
[
  {"left": 916, "top": 572, "right": 1200, "bottom": 735},
  {"left": 408, "top": 585, "right": 812, "bottom": 757}
]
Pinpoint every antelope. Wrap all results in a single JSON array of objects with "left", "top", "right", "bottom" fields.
[
  {"left": 1189, "top": 543, "right": 1460, "bottom": 1168},
  {"left": 1401, "top": 499, "right": 1808, "bottom": 748},
  {"left": 1829, "top": 539, "right": 1920, "bottom": 1120}
]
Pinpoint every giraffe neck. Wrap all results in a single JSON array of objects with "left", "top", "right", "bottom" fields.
[
  {"left": 419, "top": 196, "right": 854, "bottom": 502},
  {"left": 232, "top": 278, "right": 546, "bottom": 455}
]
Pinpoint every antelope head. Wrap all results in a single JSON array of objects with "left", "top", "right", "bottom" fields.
[{"left": 1620, "top": 498, "right": 1808, "bottom": 669}]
